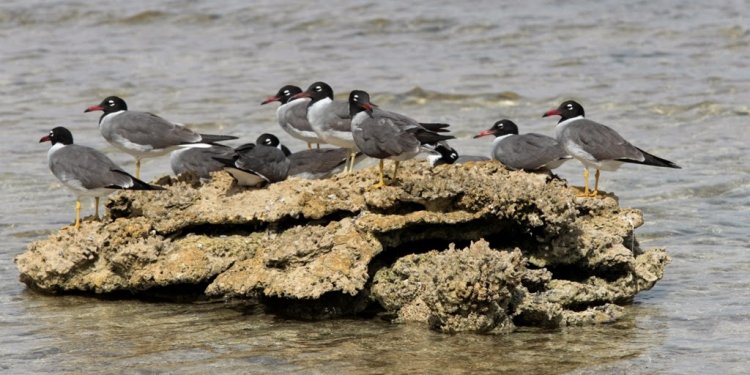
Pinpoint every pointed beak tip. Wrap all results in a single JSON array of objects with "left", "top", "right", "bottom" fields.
[
  {"left": 261, "top": 96, "right": 278, "bottom": 105},
  {"left": 543, "top": 109, "right": 561, "bottom": 118},
  {"left": 84, "top": 105, "right": 103, "bottom": 113},
  {"left": 474, "top": 130, "right": 492, "bottom": 138},
  {"left": 39, "top": 135, "right": 50, "bottom": 143}
]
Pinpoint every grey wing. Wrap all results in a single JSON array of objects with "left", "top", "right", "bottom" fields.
[
  {"left": 565, "top": 119, "right": 643, "bottom": 161},
  {"left": 378, "top": 109, "right": 421, "bottom": 130},
  {"left": 354, "top": 114, "right": 419, "bottom": 159},
  {"left": 288, "top": 148, "right": 349, "bottom": 176},
  {"left": 111, "top": 111, "right": 202, "bottom": 149},
  {"left": 51, "top": 145, "right": 133, "bottom": 189},
  {"left": 495, "top": 134, "right": 568, "bottom": 171},
  {"left": 286, "top": 100, "right": 315, "bottom": 132},
  {"left": 235, "top": 146, "right": 290, "bottom": 183},
  {"left": 171, "top": 144, "right": 235, "bottom": 178},
  {"left": 325, "top": 101, "right": 353, "bottom": 132}
]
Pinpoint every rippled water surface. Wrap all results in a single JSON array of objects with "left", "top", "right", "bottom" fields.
[{"left": 1, "top": 0, "right": 749, "bottom": 373}]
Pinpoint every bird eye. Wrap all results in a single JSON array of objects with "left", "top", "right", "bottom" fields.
[
  {"left": 567, "top": 104, "right": 573, "bottom": 110},
  {"left": 353, "top": 95, "right": 358, "bottom": 101},
  {"left": 108, "top": 100, "right": 115, "bottom": 106},
  {"left": 283, "top": 90, "right": 290, "bottom": 96},
  {"left": 451, "top": 152, "right": 458, "bottom": 159},
  {"left": 315, "top": 86, "right": 322, "bottom": 92}
]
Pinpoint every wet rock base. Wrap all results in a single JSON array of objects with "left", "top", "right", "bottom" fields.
[{"left": 16, "top": 161, "right": 669, "bottom": 333}]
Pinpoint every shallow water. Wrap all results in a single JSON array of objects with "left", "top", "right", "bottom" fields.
[{"left": 1, "top": 0, "right": 749, "bottom": 373}]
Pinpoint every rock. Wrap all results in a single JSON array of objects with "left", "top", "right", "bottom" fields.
[
  {"left": 372, "top": 241, "right": 524, "bottom": 333},
  {"left": 15, "top": 160, "right": 670, "bottom": 332}
]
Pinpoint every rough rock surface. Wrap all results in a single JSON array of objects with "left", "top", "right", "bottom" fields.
[{"left": 15, "top": 161, "right": 670, "bottom": 333}]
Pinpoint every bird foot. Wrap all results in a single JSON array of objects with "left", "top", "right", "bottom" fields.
[
  {"left": 369, "top": 180, "right": 387, "bottom": 190},
  {"left": 572, "top": 186, "right": 600, "bottom": 198}
]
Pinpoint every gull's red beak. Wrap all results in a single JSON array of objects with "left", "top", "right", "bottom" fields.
[
  {"left": 261, "top": 96, "right": 279, "bottom": 105},
  {"left": 39, "top": 135, "right": 50, "bottom": 143},
  {"left": 473, "top": 129, "right": 494, "bottom": 139},
  {"left": 362, "top": 102, "right": 375, "bottom": 114},
  {"left": 543, "top": 109, "right": 561, "bottom": 118},
  {"left": 84, "top": 105, "right": 103, "bottom": 113}
]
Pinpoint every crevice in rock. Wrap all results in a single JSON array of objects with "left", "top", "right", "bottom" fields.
[
  {"left": 162, "top": 210, "right": 358, "bottom": 239},
  {"left": 367, "top": 217, "right": 538, "bottom": 280},
  {"left": 547, "top": 262, "right": 632, "bottom": 283},
  {"left": 367, "top": 201, "right": 427, "bottom": 215},
  {"left": 261, "top": 290, "right": 371, "bottom": 320},
  {"left": 562, "top": 300, "right": 630, "bottom": 312}
]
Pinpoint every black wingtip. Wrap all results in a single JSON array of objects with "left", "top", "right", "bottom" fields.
[
  {"left": 110, "top": 170, "right": 167, "bottom": 190},
  {"left": 620, "top": 148, "right": 682, "bottom": 169},
  {"left": 419, "top": 122, "right": 451, "bottom": 133},
  {"left": 200, "top": 134, "right": 238, "bottom": 143}
]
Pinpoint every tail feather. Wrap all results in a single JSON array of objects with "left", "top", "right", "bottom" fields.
[
  {"left": 619, "top": 148, "right": 681, "bottom": 169},
  {"left": 199, "top": 133, "right": 238, "bottom": 143},
  {"left": 419, "top": 123, "right": 451, "bottom": 133},
  {"left": 110, "top": 170, "right": 167, "bottom": 190}
]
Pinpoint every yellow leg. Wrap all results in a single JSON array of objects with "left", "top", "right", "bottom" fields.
[
  {"left": 94, "top": 197, "right": 100, "bottom": 220},
  {"left": 370, "top": 159, "right": 386, "bottom": 189},
  {"left": 577, "top": 169, "right": 590, "bottom": 197},
  {"left": 135, "top": 159, "right": 141, "bottom": 179},
  {"left": 348, "top": 150, "right": 357, "bottom": 172},
  {"left": 590, "top": 169, "right": 601, "bottom": 197},
  {"left": 392, "top": 161, "right": 400, "bottom": 183},
  {"left": 307, "top": 143, "right": 312, "bottom": 150},
  {"left": 74, "top": 199, "right": 81, "bottom": 230}
]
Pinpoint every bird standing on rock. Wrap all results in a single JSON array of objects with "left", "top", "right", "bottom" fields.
[
  {"left": 293, "top": 82, "right": 358, "bottom": 172},
  {"left": 474, "top": 119, "right": 570, "bottom": 171},
  {"left": 348, "top": 90, "right": 455, "bottom": 188},
  {"left": 40, "top": 126, "right": 164, "bottom": 230},
  {"left": 261, "top": 85, "right": 322, "bottom": 149},
  {"left": 84, "top": 96, "right": 237, "bottom": 179},
  {"left": 543, "top": 100, "right": 680, "bottom": 197}
]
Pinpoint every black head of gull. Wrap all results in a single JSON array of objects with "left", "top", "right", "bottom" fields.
[
  {"left": 40, "top": 126, "right": 164, "bottom": 230},
  {"left": 542, "top": 100, "right": 585, "bottom": 122},
  {"left": 429, "top": 143, "right": 459, "bottom": 166},
  {"left": 84, "top": 95, "right": 128, "bottom": 115},
  {"left": 39, "top": 125, "right": 74, "bottom": 145},
  {"left": 473, "top": 119, "right": 519, "bottom": 138},
  {"left": 294, "top": 81, "right": 334, "bottom": 104},
  {"left": 256, "top": 133, "right": 291, "bottom": 155},
  {"left": 261, "top": 85, "right": 303, "bottom": 105},
  {"left": 348, "top": 90, "right": 376, "bottom": 118}
]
